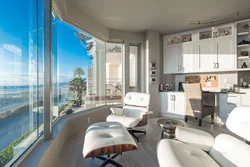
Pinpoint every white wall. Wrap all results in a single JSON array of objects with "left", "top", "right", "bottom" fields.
[{"left": 145, "top": 31, "right": 161, "bottom": 117}]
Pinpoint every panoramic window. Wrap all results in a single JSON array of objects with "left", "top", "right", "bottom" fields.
[
  {"left": 106, "top": 43, "right": 123, "bottom": 104},
  {"left": 0, "top": 0, "right": 43, "bottom": 166},
  {"left": 52, "top": 19, "right": 106, "bottom": 117}
]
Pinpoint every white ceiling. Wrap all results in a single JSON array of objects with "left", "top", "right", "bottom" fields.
[{"left": 70, "top": 0, "right": 250, "bottom": 34}]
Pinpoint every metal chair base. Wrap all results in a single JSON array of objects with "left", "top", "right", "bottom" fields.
[
  {"left": 128, "top": 128, "right": 146, "bottom": 142},
  {"left": 93, "top": 153, "right": 123, "bottom": 167}
]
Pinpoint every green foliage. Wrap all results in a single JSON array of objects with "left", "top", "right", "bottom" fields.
[
  {"left": 73, "top": 67, "right": 85, "bottom": 78},
  {"left": 69, "top": 67, "right": 86, "bottom": 106},
  {"left": 0, "top": 131, "right": 32, "bottom": 167}
]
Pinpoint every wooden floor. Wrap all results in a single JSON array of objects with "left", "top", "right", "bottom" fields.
[{"left": 56, "top": 117, "right": 236, "bottom": 167}]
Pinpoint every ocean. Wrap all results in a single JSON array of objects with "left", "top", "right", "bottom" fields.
[{"left": 0, "top": 82, "right": 71, "bottom": 151}]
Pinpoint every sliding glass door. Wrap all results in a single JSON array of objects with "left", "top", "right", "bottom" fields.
[
  {"left": 129, "top": 45, "right": 140, "bottom": 92},
  {"left": 106, "top": 43, "right": 123, "bottom": 104}
]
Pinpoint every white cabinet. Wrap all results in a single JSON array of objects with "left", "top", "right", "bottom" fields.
[
  {"left": 180, "top": 43, "right": 194, "bottom": 72},
  {"left": 164, "top": 45, "right": 179, "bottom": 74},
  {"left": 214, "top": 37, "right": 236, "bottom": 70},
  {"left": 197, "top": 39, "right": 215, "bottom": 71},
  {"left": 160, "top": 92, "right": 185, "bottom": 119},
  {"left": 163, "top": 23, "right": 237, "bottom": 74},
  {"left": 239, "top": 88, "right": 250, "bottom": 106},
  {"left": 164, "top": 43, "right": 194, "bottom": 74}
]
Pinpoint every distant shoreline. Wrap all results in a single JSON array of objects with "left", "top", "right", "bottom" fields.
[{"left": 0, "top": 101, "right": 43, "bottom": 119}]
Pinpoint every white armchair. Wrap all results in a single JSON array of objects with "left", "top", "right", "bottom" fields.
[
  {"left": 107, "top": 92, "right": 152, "bottom": 142},
  {"left": 157, "top": 106, "right": 250, "bottom": 167}
]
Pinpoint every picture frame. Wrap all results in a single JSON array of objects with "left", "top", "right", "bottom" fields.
[
  {"left": 150, "top": 77, "right": 157, "bottom": 84},
  {"left": 150, "top": 69, "right": 157, "bottom": 77},
  {"left": 150, "top": 62, "right": 157, "bottom": 69}
]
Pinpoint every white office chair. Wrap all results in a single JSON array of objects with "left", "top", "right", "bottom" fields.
[{"left": 106, "top": 92, "right": 152, "bottom": 142}]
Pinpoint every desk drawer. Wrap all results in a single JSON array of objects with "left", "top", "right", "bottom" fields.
[{"left": 227, "top": 94, "right": 241, "bottom": 106}]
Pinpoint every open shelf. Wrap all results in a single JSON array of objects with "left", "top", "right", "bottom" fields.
[
  {"left": 238, "top": 44, "right": 250, "bottom": 48},
  {"left": 238, "top": 32, "right": 249, "bottom": 36},
  {"left": 238, "top": 56, "right": 250, "bottom": 59}
]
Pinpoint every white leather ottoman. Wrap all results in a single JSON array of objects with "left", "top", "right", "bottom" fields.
[{"left": 83, "top": 121, "right": 138, "bottom": 167}]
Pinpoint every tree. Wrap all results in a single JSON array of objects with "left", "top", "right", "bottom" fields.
[{"left": 69, "top": 67, "right": 86, "bottom": 106}]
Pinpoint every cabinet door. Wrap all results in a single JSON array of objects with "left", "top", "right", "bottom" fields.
[
  {"left": 164, "top": 45, "right": 179, "bottom": 74},
  {"left": 167, "top": 93, "right": 175, "bottom": 113},
  {"left": 215, "top": 37, "right": 235, "bottom": 70},
  {"left": 197, "top": 40, "right": 214, "bottom": 71},
  {"left": 174, "top": 94, "right": 185, "bottom": 116},
  {"left": 180, "top": 43, "right": 194, "bottom": 72},
  {"left": 160, "top": 93, "right": 168, "bottom": 113}
]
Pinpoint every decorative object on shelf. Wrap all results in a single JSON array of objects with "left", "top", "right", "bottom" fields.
[
  {"left": 240, "top": 51, "right": 249, "bottom": 57},
  {"left": 200, "top": 31, "right": 212, "bottom": 40},
  {"left": 241, "top": 62, "right": 248, "bottom": 68},
  {"left": 242, "top": 24, "right": 250, "bottom": 30},
  {"left": 189, "top": 8, "right": 250, "bottom": 26},
  {"left": 214, "top": 30, "right": 230, "bottom": 38},
  {"left": 238, "top": 40, "right": 250, "bottom": 45},
  {"left": 167, "top": 37, "right": 181, "bottom": 45},
  {"left": 181, "top": 34, "right": 192, "bottom": 42}
]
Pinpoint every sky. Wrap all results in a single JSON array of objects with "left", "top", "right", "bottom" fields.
[{"left": 0, "top": 0, "right": 93, "bottom": 86}]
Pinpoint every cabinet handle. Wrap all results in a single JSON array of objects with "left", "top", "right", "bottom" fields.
[
  {"left": 217, "top": 63, "right": 219, "bottom": 69},
  {"left": 214, "top": 63, "right": 216, "bottom": 69},
  {"left": 198, "top": 45, "right": 201, "bottom": 69},
  {"left": 170, "top": 95, "right": 173, "bottom": 100},
  {"left": 172, "top": 95, "right": 176, "bottom": 101},
  {"left": 216, "top": 42, "right": 219, "bottom": 69}
]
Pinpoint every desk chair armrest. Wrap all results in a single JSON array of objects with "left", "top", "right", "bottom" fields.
[{"left": 175, "top": 126, "right": 215, "bottom": 152}]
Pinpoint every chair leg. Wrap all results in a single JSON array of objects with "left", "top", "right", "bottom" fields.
[
  {"left": 211, "top": 114, "right": 214, "bottom": 124},
  {"left": 95, "top": 153, "right": 123, "bottom": 167},
  {"left": 184, "top": 116, "right": 188, "bottom": 122},
  {"left": 127, "top": 128, "right": 146, "bottom": 142},
  {"left": 199, "top": 119, "right": 202, "bottom": 126},
  {"left": 130, "top": 129, "right": 146, "bottom": 134},
  {"left": 128, "top": 129, "right": 139, "bottom": 142}
]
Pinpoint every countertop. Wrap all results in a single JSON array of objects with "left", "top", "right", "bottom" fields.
[{"left": 160, "top": 90, "right": 246, "bottom": 94}]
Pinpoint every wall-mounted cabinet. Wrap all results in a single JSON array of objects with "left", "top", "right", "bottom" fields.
[
  {"left": 164, "top": 23, "right": 237, "bottom": 74},
  {"left": 164, "top": 33, "right": 194, "bottom": 74}
]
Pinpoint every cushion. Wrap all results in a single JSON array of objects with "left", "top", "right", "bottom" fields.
[
  {"left": 209, "top": 134, "right": 250, "bottom": 167},
  {"left": 226, "top": 106, "right": 250, "bottom": 141},
  {"left": 157, "top": 139, "right": 220, "bottom": 167},
  {"left": 106, "top": 115, "right": 142, "bottom": 128},
  {"left": 83, "top": 121, "right": 137, "bottom": 158},
  {"left": 123, "top": 106, "right": 148, "bottom": 117},
  {"left": 175, "top": 126, "right": 215, "bottom": 152},
  {"left": 124, "top": 92, "right": 150, "bottom": 107}
]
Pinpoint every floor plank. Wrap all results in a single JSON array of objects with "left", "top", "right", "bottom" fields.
[{"left": 57, "top": 117, "right": 236, "bottom": 167}]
